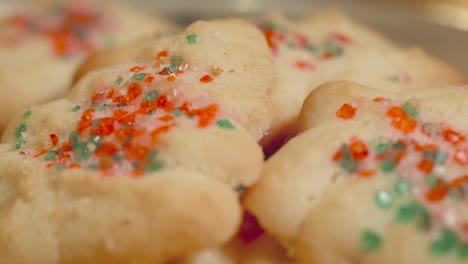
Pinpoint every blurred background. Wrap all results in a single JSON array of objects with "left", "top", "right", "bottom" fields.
[
  {"left": 1, "top": 0, "right": 467, "bottom": 74},
  {"left": 123, "top": 0, "right": 468, "bottom": 75}
]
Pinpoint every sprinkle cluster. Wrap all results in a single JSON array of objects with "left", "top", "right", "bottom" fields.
[
  {"left": 0, "top": 1, "right": 115, "bottom": 56},
  {"left": 257, "top": 19, "right": 352, "bottom": 71},
  {"left": 332, "top": 99, "right": 468, "bottom": 258},
  {"left": 16, "top": 51, "right": 234, "bottom": 176}
]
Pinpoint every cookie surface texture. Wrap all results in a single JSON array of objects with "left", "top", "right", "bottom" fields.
[
  {"left": 0, "top": 18, "right": 274, "bottom": 264},
  {"left": 257, "top": 10, "right": 466, "bottom": 153},
  {"left": 0, "top": 0, "right": 177, "bottom": 132},
  {"left": 245, "top": 81, "right": 468, "bottom": 264}
]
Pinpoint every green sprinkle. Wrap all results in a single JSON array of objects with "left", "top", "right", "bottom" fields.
[
  {"left": 74, "top": 142, "right": 90, "bottom": 161},
  {"left": 423, "top": 150, "right": 435, "bottom": 160},
  {"left": 71, "top": 105, "right": 80, "bottom": 112},
  {"left": 416, "top": 208, "right": 431, "bottom": 231},
  {"left": 324, "top": 42, "right": 343, "bottom": 56},
  {"left": 187, "top": 34, "right": 198, "bottom": 44},
  {"left": 380, "top": 159, "right": 396, "bottom": 173},
  {"left": 388, "top": 75, "right": 399, "bottom": 82},
  {"left": 394, "top": 177, "right": 412, "bottom": 195},
  {"left": 172, "top": 109, "right": 183, "bottom": 117},
  {"left": 430, "top": 230, "right": 458, "bottom": 256},
  {"left": 104, "top": 36, "right": 116, "bottom": 48},
  {"left": 361, "top": 229, "right": 382, "bottom": 253},
  {"left": 434, "top": 151, "right": 448, "bottom": 165},
  {"left": 338, "top": 145, "right": 357, "bottom": 173},
  {"left": 15, "top": 123, "right": 27, "bottom": 138},
  {"left": 111, "top": 154, "right": 122, "bottom": 161},
  {"left": 395, "top": 202, "right": 422, "bottom": 222},
  {"left": 98, "top": 104, "right": 110, "bottom": 111},
  {"left": 69, "top": 131, "right": 79, "bottom": 143},
  {"left": 216, "top": 119, "right": 235, "bottom": 129},
  {"left": 14, "top": 139, "right": 26, "bottom": 149},
  {"left": 458, "top": 244, "right": 468, "bottom": 259},
  {"left": 235, "top": 185, "right": 246, "bottom": 193},
  {"left": 147, "top": 150, "right": 158, "bottom": 160},
  {"left": 22, "top": 110, "right": 31, "bottom": 119},
  {"left": 169, "top": 64, "right": 179, "bottom": 72},
  {"left": 131, "top": 73, "right": 145, "bottom": 81},
  {"left": 425, "top": 175, "right": 438, "bottom": 187},
  {"left": 144, "top": 90, "right": 158, "bottom": 102},
  {"left": 392, "top": 142, "right": 405, "bottom": 151},
  {"left": 92, "top": 119, "right": 99, "bottom": 128},
  {"left": 87, "top": 164, "right": 99, "bottom": 170},
  {"left": 146, "top": 162, "right": 164, "bottom": 173},
  {"left": 306, "top": 45, "right": 318, "bottom": 53},
  {"left": 402, "top": 102, "right": 418, "bottom": 117},
  {"left": 114, "top": 77, "right": 124, "bottom": 85},
  {"left": 44, "top": 151, "right": 57, "bottom": 161},
  {"left": 374, "top": 190, "right": 393, "bottom": 209},
  {"left": 171, "top": 55, "right": 183, "bottom": 64},
  {"left": 449, "top": 188, "right": 464, "bottom": 200},
  {"left": 376, "top": 143, "right": 390, "bottom": 154}
]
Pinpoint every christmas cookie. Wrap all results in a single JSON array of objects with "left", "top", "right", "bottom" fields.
[
  {"left": 0, "top": 0, "right": 177, "bottom": 132},
  {"left": 0, "top": 18, "right": 273, "bottom": 263},
  {"left": 246, "top": 81, "right": 468, "bottom": 263},
  {"left": 256, "top": 10, "right": 466, "bottom": 154},
  {"left": 72, "top": 17, "right": 275, "bottom": 139}
]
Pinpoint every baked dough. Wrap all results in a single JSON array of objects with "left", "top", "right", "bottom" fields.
[
  {"left": 246, "top": 81, "right": 468, "bottom": 263},
  {"left": 256, "top": 10, "right": 466, "bottom": 154},
  {"left": 0, "top": 0, "right": 177, "bottom": 132},
  {"left": 0, "top": 18, "right": 274, "bottom": 263}
]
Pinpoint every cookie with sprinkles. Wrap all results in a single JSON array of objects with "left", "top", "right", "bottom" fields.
[
  {"left": 256, "top": 10, "right": 466, "bottom": 155},
  {"left": 0, "top": 18, "right": 273, "bottom": 263},
  {"left": 0, "top": 0, "right": 177, "bottom": 133},
  {"left": 71, "top": 18, "right": 275, "bottom": 140},
  {"left": 245, "top": 81, "right": 468, "bottom": 263}
]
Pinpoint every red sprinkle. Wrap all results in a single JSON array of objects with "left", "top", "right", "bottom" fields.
[
  {"left": 50, "top": 134, "right": 59, "bottom": 146},
  {"left": 130, "top": 66, "right": 145, "bottom": 73},
  {"left": 454, "top": 149, "right": 468, "bottom": 165},
  {"left": 451, "top": 175, "right": 468, "bottom": 188},
  {"left": 443, "top": 127, "right": 465, "bottom": 146},
  {"left": 156, "top": 50, "right": 168, "bottom": 61},
  {"left": 386, "top": 106, "right": 417, "bottom": 133},
  {"left": 358, "top": 170, "right": 375, "bottom": 178},
  {"left": 336, "top": 103, "right": 356, "bottom": 120},
  {"left": 418, "top": 159, "right": 434, "bottom": 174},
  {"left": 195, "top": 104, "right": 219, "bottom": 128},
  {"left": 200, "top": 75, "right": 213, "bottom": 83},
  {"left": 426, "top": 185, "right": 448, "bottom": 202},
  {"left": 349, "top": 138, "right": 368, "bottom": 161},
  {"left": 144, "top": 76, "right": 154, "bottom": 83},
  {"left": 95, "top": 142, "right": 119, "bottom": 157},
  {"left": 295, "top": 60, "right": 316, "bottom": 71},
  {"left": 77, "top": 109, "right": 96, "bottom": 134}
]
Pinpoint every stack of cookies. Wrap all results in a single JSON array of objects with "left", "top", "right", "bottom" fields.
[{"left": 0, "top": 1, "right": 466, "bottom": 263}]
